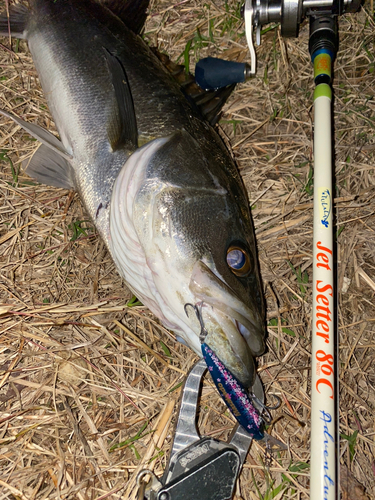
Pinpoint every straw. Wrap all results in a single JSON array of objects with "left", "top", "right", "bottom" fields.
[{"left": 0, "top": 1, "right": 374, "bottom": 498}]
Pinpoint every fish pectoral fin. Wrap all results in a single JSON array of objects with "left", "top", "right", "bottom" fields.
[
  {"left": 0, "top": 4, "right": 28, "bottom": 38},
  {"left": 103, "top": 49, "right": 138, "bottom": 152},
  {"left": 23, "top": 144, "right": 75, "bottom": 190},
  {"left": 0, "top": 109, "right": 72, "bottom": 160}
]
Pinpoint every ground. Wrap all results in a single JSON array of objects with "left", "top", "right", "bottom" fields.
[{"left": 0, "top": 0, "right": 374, "bottom": 499}]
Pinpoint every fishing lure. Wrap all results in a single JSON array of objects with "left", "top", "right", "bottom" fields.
[
  {"left": 184, "top": 302, "right": 273, "bottom": 440},
  {"left": 201, "top": 342, "right": 264, "bottom": 440}
]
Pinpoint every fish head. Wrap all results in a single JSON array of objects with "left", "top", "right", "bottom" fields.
[{"left": 110, "top": 130, "right": 266, "bottom": 389}]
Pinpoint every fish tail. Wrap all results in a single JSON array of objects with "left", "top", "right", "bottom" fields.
[{"left": 0, "top": 4, "right": 29, "bottom": 39}]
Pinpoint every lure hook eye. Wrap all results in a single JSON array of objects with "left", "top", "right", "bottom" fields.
[
  {"left": 249, "top": 393, "right": 281, "bottom": 425},
  {"left": 184, "top": 302, "right": 208, "bottom": 342},
  {"left": 265, "top": 394, "right": 282, "bottom": 410}
]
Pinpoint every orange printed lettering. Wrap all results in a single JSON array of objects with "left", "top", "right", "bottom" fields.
[
  {"left": 317, "top": 242, "right": 332, "bottom": 255},
  {"left": 316, "top": 294, "right": 329, "bottom": 306},
  {"left": 316, "top": 305, "right": 332, "bottom": 322},
  {"left": 316, "top": 378, "right": 334, "bottom": 399},
  {"left": 317, "top": 252, "right": 331, "bottom": 270},
  {"left": 316, "top": 332, "right": 330, "bottom": 343},
  {"left": 316, "top": 320, "right": 329, "bottom": 332},
  {"left": 316, "top": 281, "right": 333, "bottom": 296}
]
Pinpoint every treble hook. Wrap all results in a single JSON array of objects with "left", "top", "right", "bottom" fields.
[{"left": 184, "top": 302, "right": 208, "bottom": 342}]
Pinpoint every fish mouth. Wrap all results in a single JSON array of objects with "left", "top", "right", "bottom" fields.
[{"left": 188, "top": 260, "right": 266, "bottom": 388}]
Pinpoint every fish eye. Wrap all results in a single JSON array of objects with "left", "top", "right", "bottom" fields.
[{"left": 226, "top": 246, "right": 251, "bottom": 277}]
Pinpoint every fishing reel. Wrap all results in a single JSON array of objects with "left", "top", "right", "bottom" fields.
[
  {"left": 246, "top": 0, "right": 361, "bottom": 69},
  {"left": 247, "top": 0, "right": 361, "bottom": 40},
  {"left": 195, "top": 0, "right": 361, "bottom": 88}
]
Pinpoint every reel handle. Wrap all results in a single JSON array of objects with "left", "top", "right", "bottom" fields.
[{"left": 195, "top": 57, "right": 251, "bottom": 90}]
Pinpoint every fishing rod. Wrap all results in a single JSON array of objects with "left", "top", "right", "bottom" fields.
[{"left": 194, "top": 1, "right": 361, "bottom": 498}]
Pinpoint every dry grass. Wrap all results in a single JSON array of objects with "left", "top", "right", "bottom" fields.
[{"left": 0, "top": 0, "right": 375, "bottom": 498}]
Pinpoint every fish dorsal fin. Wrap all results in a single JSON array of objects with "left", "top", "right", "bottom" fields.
[
  {"left": 152, "top": 49, "right": 236, "bottom": 126},
  {"left": 100, "top": 0, "right": 150, "bottom": 34},
  {"left": 104, "top": 49, "right": 138, "bottom": 152},
  {"left": 0, "top": 109, "right": 72, "bottom": 160},
  {"left": 0, "top": 4, "right": 28, "bottom": 38},
  {"left": 24, "top": 144, "right": 75, "bottom": 189}
]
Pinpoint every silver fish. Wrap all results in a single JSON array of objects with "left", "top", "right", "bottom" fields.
[{"left": 0, "top": 0, "right": 266, "bottom": 391}]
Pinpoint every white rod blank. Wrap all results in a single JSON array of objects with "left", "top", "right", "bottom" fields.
[{"left": 310, "top": 84, "right": 337, "bottom": 500}]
